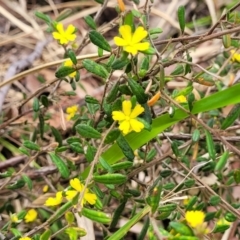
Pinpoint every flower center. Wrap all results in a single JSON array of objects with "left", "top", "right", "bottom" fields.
[{"left": 125, "top": 116, "right": 130, "bottom": 121}]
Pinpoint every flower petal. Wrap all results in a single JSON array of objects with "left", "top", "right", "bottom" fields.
[
  {"left": 84, "top": 192, "right": 97, "bottom": 205},
  {"left": 122, "top": 100, "right": 132, "bottom": 116},
  {"left": 45, "top": 192, "right": 63, "bottom": 206},
  {"left": 66, "top": 24, "right": 76, "bottom": 34},
  {"left": 132, "top": 26, "right": 148, "bottom": 44},
  {"left": 119, "top": 25, "right": 132, "bottom": 43},
  {"left": 65, "top": 190, "right": 78, "bottom": 201},
  {"left": 112, "top": 111, "right": 126, "bottom": 121},
  {"left": 133, "top": 42, "right": 150, "bottom": 51},
  {"left": 124, "top": 45, "right": 138, "bottom": 55},
  {"left": 129, "top": 119, "right": 144, "bottom": 132},
  {"left": 56, "top": 23, "right": 64, "bottom": 34},
  {"left": 114, "top": 37, "right": 128, "bottom": 46},
  {"left": 119, "top": 120, "right": 131, "bottom": 135},
  {"left": 70, "top": 178, "right": 83, "bottom": 192},
  {"left": 130, "top": 104, "right": 144, "bottom": 118}
]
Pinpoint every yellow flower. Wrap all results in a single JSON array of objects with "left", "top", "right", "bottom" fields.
[
  {"left": 66, "top": 178, "right": 97, "bottom": 206},
  {"left": 25, "top": 209, "right": 38, "bottom": 223},
  {"left": 185, "top": 210, "right": 205, "bottom": 228},
  {"left": 43, "top": 185, "right": 49, "bottom": 193},
  {"left": 175, "top": 95, "right": 187, "bottom": 103},
  {"left": 112, "top": 100, "right": 144, "bottom": 135},
  {"left": 217, "top": 218, "right": 230, "bottom": 226},
  {"left": 230, "top": 50, "right": 240, "bottom": 62},
  {"left": 66, "top": 105, "right": 78, "bottom": 121},
  {"left": 19, "top": 237, "right": 32, "bottom": 240},
  {"left": 114, "top": 25, "right": 150, "bottom": 55},
  {"left": 63, "top": 59, "right": 77, "bottom": 78},
  {"left": 10, "top": 213, "right": 20, "bottom": 223},
  {"left": 52, "top": 23, "right": 76, "bottom": 45},
  {"left": 45, "top": 191, "right": 63, "bottom": 206}
]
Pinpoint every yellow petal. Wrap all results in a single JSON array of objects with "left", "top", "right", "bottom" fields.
[
  {"left": 70, "top": 178, "right": 84, "bottom": 192},
  {"left": 130, "top": 104, "right": 144, "bottom": 118},
  {"left": 66, "top": 190, "right": 78, "bottom": 201},
  {"left": 119, "top": 120, "right": 131, "bottom": 135},
  {"left": 45, "top": 192, "right": 63, "bottom": 206},
  {"left": 122, "top": 100, "right": 132, "bottom": 116},
  {"left": 25, "top": 209, "right": 38, "bottom": 223},
  {"left": 124, "top": 45, "right": 138, "bottom": 55},
  {"left": 114, "top": 37, "right": 128, "bottom": 46},
  {"left": 66, "top": 24, "right": 76, "bottom": 34},
  {"left": 52, "top": 32, "right": 62, "bottom": 40},
  {"left": 84, "top": 192, "right": 97, "bottom": 205},
  {"left": 119, "top": 25, "right": 132, "bottom": 43},
  {"left": 56, "top": 23, "right": 64, "bottom": 34},
  {"left": 133, "top": 42, "right": 150, "bottom": 51},
  {"left": 112, "top": 111, "right": 126, "bottom": 121},
  {"left": 132, "top": 26, "right": 148, "bottom": 44},
  {"left": 129, "top": 119, "right": 144, "bottom": 132},
  {"left": 64, "top": 59, "right": 74, "bottom": 67}
]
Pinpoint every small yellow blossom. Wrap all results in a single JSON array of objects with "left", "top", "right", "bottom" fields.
[
  {"left": 230, "top": 50, "right": 240, "bottom": 62},
  {"left": 19, "top": 237, "right": 32, "bottom": 240},
  {"left": 66, "top": 105, "right": 78, "bottom": 121},
  {"left": 112, "top": 100, "right": 144, "bottom": 135},
  {"left": 66, "top": 178, "right": 97, "bottom": 206},
  {"left": 43, "top": 185, "right": 49, "bottom": 193},
  {"left": 10, "top": 213, "right": 19, "bottom": 223},
  {"left": 185, "top": 210, "right": 205, "bottom": 228},
  {"left": 52, "top": 23, "right": 76, "bottom": 45},
  {"left": 25, "top": 209, "right": 38, "bottom": 223},
  {"left": 175, "top": 95, "right": 187, "bottom": 103},
  {"left": 217, "top": 218, "right": 231, "bottom": 226},
  {"left": 114, "top": 25, "right": 150, "bottom": 55},
  {"left": 63, "top": 59, "right": 77, "bottom": 78},
  {"left": 45, "top": 191, "right": 63, "bottom": 206}
]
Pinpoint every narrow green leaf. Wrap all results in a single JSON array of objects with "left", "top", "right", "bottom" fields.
[
  {"left": 137, "top": 216, "right": 150, "bottom": 240},
  {"left": 40, "top": 229, "right": 51, "bottom": 240},
  {"left": 170, "top": 222, "right": 193, "bottom": 236},
  {"left": 33, "top": 97, "right": 40, "bottom": 112},
  {"left": 51, "top": 127, "right": 62, "bottom": 146},
  {"left": 234, "top": 169, "right": 240, "bottom": 183},
  {"left": 221, "top": 104, "right": 240, "bottom": 129},
  {"left": 85, "top": 95, "right": 99, "bottom": 104},
  {"left": 84, "top": 16, "right": 97, "bottom": 30},
  {"left": 106, "top": 81, "right": 120, "bottom": 103},
  {"left": 67, "top": 49, "right": 77, "bottom": 65},
  {"left": 215, "top": 151, "right": 229, "bottom": 171},
  {"left": 89, "top": 30, "right": 111, "bottom": 52},
  {"left": 83, "top": 59, "right": 109, "bottom": 79},
  {"left": 22, "top": 174, "right": 32, "bottom": 190},
  {"left": 99, "top": 156, "right": 113, "bottom": 173},
  {"left": 55, "top": 9, "right": 72, "bottom": 22},
  {"left": 49, "top": 152, "right": 70, "bottom": 179},
  {"left": 205, "top": 130, "right": 216, "bottom": 160},
  {"left": 23, "top": 140, "right": 40, "bottom": 151},
  {"left": 192, "top": 129, "right": 200, "bottom": 142},
  {"left": 81, "top": 208, "right": 111, "bottom": 224},
  {"left": 75, "top": 124, "right": 101, "bottom": 139},
  {"left": 35, "top": 11, "right": 51, "bottom": 23},
  {"left": 111, "top": 58, "right": 130, "bottom": 70},
  {"left": 110, "top": 200, "right": 127, "bottom": 229},
  {"left": 116, "top": 134, "right": 134, "bottom": 161},
  {"left": 55, "top": 66, "right": 76, "bottom": 78},
  {"left": 93, "top": 173, "right": 127, "bottom": 184},
  {"left": 128, "top": 78, "right": 148, "bottom": 104},
  {"left": 177, "top": 6, "right": 185, "bottom": 33},
  {"left": 70, "top": 142, "right": 84, "bottom": 154}
]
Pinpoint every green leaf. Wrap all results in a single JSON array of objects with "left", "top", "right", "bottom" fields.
[
  {"left": 55, "top": 9, "right": 72, "bottom": 22},
  {"left": 221, "top": 104, "right": 240, "bottom": 129},
  {"left": 33, "top": 97, "right": 40, "bottom": 112},
  {"left": 116, "top": 134, "right": 135, "bottom": 161},
  {"left": 85, "top": 95, "right": 99, "bottom": 104},
  {"left": 110, "top": 200, "right": 127, "bottom": 229},
  {"left": 82, "top": 208, "right": 111, "bottom": 224},
  {"left": 205, "top": 130, "right": 216, "bottom": 160},
  {"left": 84, "top": 16, "right": 97, "bottom": 30},
  {"left": 55, "top": 66, "right": 76, "bottom": 78},
  {"left": 111, "top": 58, "right": 130, "bottom": 70},
  {"left": 83, "top": 59, "right": 109, "bottom": 79},
  {"left": 51, "top": 127, "right": 62, "bottom": 146},
  {"left": 234, "top": 169, "right": 240, "bottom": 183},
  {"left": 35, "top": 11, "right": 51, "bottom": 24},
  {"left": 215, "top": 151, "right": 229, "bottom": 171},
  {"left": 137, "top": 216, "right": 150, "bottom": 240},
  {"left": 106, "top": 81, "right": 120, "bottom": 103},
  {"left": 177, "top": 6, "right": 185, "bottom": 33},
  {"left": 70, "top": 142, "right": 84, "bottom": 154},
  {"left": 170, "top": 222, "right": 193, "bottom": 236},
  {"left": 49, "top": 152, "right": 70, "bottom": 179},
  {"left": 93, "top": 173, "right": 127, "bottom": 184},
  {"left": 89, "top": 30, "right": 111, "bottom": 52},
  {"left": 192, "top": 129, "right": 200, "bottom": 142},
  {"left": 124, "top": 12, "right": 134, "bottom": 30},
  {"left": 67, "top": 49, "right": 77, "bottom": 65},
  {"left": 128, "top": 78, "right": 148, "bottom": 104},
  {"left": 23, "top": 140, "right": 40, "bottom": 151},
  {"left": 171, "top": 64, "right": 185, "bottom": 75},
  {"left": 40, "top": 95, "right": 49, "bottom": 108},
  {"left": 22, "top": 174, "right": 32, "bottom": 190},
  {"left": 99, "top": 156, "right": 113, "bottom": 173},
  {"left": 75, "top": 124, "right": 101, "bottom": 139},
  {"left": 40, "top": 229, "right": 51, "bottom": 240},
  {"left": 104, "top": 129, "right": 121, "bottom": 144}
]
